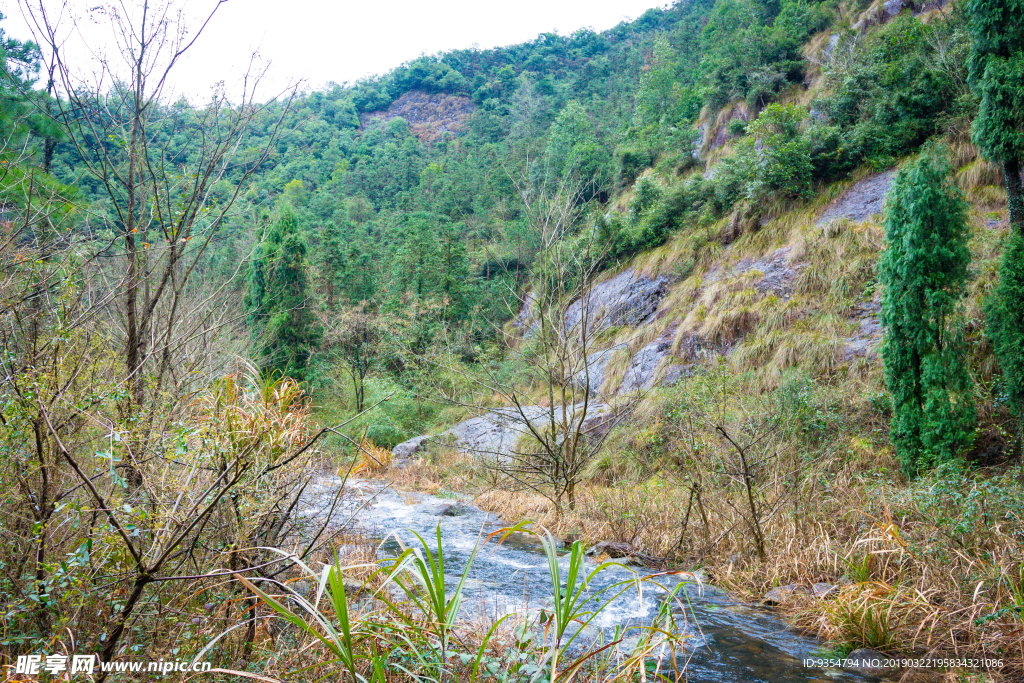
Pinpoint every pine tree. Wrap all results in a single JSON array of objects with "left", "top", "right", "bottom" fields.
[
  {"left": 985, "top": 232, "right": 1024, "bottom": 446},
  {"left": 968, "top": 0, "right": 1024, "bottom": 233},
  {"left": 880, "top": 148, "right": 975, "bottom": 476},
  {"left": 969, "top": 0, "right": 1024, "bottom": 441},
  {"left": 246, "top": 208, "right": 320, "bottom": 381}
]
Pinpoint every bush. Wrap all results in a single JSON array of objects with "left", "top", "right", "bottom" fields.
[
  {"left": 731, "top": 104, "right": 813, "bottom": 203},
  {"left": 616, "top": 145, "right": 658, "bottom": 187},
  {"left": 813, "top": 13, "right": 968, "bottom": 170}
]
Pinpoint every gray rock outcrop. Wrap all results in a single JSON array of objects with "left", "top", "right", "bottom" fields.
[
  {"left": 731, "top": 247, "right": 804, "bottom": 300},
  {"left": 392, "top": 403, "right": 613, "bottom": 464},
  {"left": 661, "top": 364, "right": 694, "bottom": 386},
  {"left": 816, "top": 171, "right": 894, "bottom": 225},
  {"left": 564, "top": 269, "right": 670, "bottom": 334},
  {"left": 571, "top": 348, "right": 620, "bottom": 396},
  {"left": 883, "top": 0, "right": 905, "bottom": 15},
  {"left": 840, "top": 300, "right": 883, "bottom": 361},
  {"left": 618, "top": 331, "right": 675, "bottom": 395}
]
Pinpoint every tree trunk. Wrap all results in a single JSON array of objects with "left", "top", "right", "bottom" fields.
[
  {"left": 1005, "top": 158, "right": 1024, "bottom": 236},
  {"left": 97, "top": 573, "right": 151, "bottom": 681}
]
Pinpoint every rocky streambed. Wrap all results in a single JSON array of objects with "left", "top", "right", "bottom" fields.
[{"left": 303, "top": 476, "right": 885, "bottom": 683}]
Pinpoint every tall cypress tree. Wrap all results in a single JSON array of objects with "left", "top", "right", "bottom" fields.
[
  {"left": 968, "top": 0, "right": 1024, "bottom": 233},
  {"left": 246, "top": 207, "right": 319, "bottom": 381},
  {"left": 969, "top": 0, "right": 1024, "bottom": 443},
  {"left": 985, "top": 232, "right": 1024, "bottom": 446},
  {"left": 880, "top": 148, "right": 975, "bottom": 476}
]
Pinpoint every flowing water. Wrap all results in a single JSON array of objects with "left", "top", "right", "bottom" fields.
[{"left": 304, "top": 476, "right": 880, "bottom": 683}]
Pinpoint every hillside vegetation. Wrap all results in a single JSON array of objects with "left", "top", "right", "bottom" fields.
[{"left": 2, "top": 0, "right": 1024, "bottom": 680}]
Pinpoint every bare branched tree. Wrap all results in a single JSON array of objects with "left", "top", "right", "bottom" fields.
[
  {"left": 318, "top": 307, "right": 384, "bottom": 413},
  {"left": 427, "top": 166, "right": 635, "bottom": 516},
  {"left": 20, "top": 0, "right": 297, "bottom": 484}
]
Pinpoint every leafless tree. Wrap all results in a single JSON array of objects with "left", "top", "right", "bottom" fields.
[
  {"left": 429, "top": 167, "right": 635, "bottom": 517},
  {"left": 19, "top": 0, "right": 297, "bottom": 485},
  {"left": 318, "top": 307, "right": 384, "bottom": 413}
]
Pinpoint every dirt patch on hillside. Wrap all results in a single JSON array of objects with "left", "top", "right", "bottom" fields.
[{"left": 361, "top": 91, "right": 475, "bottom": 142}]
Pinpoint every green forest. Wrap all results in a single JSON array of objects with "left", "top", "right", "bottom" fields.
[{"left": 2, "top": 0, "right": 1024, "bottom": 680}]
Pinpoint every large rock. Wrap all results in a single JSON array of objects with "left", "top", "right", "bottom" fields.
[
  {"left": 883, "top": 0, "right": 905, "bottom": 15},
  {"left": 392, "top": 434, "right": 432, "bottom": 460},
  {"left": 817, "top": 171, "right": 894, "bottom": 225},
  {"left": 571, "top": 348, "right": 620, "bottom": 396},
  {"left": 564, "top": 269, "right": 670, "bottom": 335},
  {"left": 703, "top": 247, "right": 804, "bottom": 302},
  {"left": 443, "top": 407, "right": 549, "bottom": 459},
  {"left": 812, "top": 582, "right": 839, "bottom": 599},
  {"left": 822, "top": 33, "right": 841, "bottom": 61},
  {"left": 732, "top": 247, "right": 804, "bottom": 300},
  {"left": 512, "top": 291, "right": 537, "bottom": 334},
  {"left": 762, "top": 584, "right": 810, "bottom": 605},
  {"left": 618, "top": 331, "right": 675, "bottom": 395},
  {"left": 394, "top": 404, "right": 614, "bottom": 463}
]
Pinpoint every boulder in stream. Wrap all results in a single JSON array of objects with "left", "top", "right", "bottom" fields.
[
  {"left": 434, "top": 502, "right": 463, "bottom": 517},
  {"left": 762, "top": 583, "right": 811, "bottom": 605}
]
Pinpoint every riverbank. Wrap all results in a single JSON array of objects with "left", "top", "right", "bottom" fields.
[{"left": 375, "top": 448, "right": 1021, "bottom": 683}]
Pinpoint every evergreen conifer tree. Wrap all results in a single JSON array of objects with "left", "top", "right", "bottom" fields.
[
  {"left": 969, "top": 0, "right": 1024, "bottom": 441},
  {"left": 985, "top": 232, "right": 1024, "bottom": 446},
  {"left": 880, "top": 148, "right": 975, "bottom": 475},
  {"left": 968, "top": 0, "right": 1024, "bottom": 233},
  {"left": 246, "top": 207, "right": 319, "bottom": 381}
]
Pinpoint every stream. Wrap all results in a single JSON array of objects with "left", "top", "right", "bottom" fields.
[{"left": 303, "top": 476, "right": 880, "bottom": 683}]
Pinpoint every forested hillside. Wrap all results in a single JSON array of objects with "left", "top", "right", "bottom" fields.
[{"left": 2, "top": 0, "right": 1024, "bottom": 680}]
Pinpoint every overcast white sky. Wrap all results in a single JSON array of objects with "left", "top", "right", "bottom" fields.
[{"left": 7, "top": 0, "right": 670, "bottom": 100}]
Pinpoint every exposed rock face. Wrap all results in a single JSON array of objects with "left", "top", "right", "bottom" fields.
[
  {"left": 661, "top": 364, "right": 694, "bottom": 386},
  {"left": 822, "top": 33, "right": 841, "bottom": 61},
  {"left": 360, "top": 91, "right": 475, "bottom": 142},
  {"left": 677, "top": 332, "right": 721, "bottom": 363},
  {"left": 571, "top": 348, "right": 620, "bottom": 396},
  {"left": 564, "top": 269, "right": 670, "bottom": 334},
  {"left": 618, "top": 329, "right": 676, "bottom": 395},
  {"left": 693, "top": 123, "right": 708, "bottom": 161},
  {"left": 708, "top": 102, "right": 752, "bottom": 151},
  {"left": 512, "top": 291, "right": 537, "bottom": 334},
  {"left": 392, "top": 404, "right": 613, "bottom": 463},
  {"left": 731, "top": 247, "right": 804, "bottom": 300},
  {"left": 883, "top": 0, "right": 905, "bottom": 15},
  {"left": 840, "top": 300, "right": 883, "bottom": 361},
  {"left": 817, "top": 171, "right": 894, "bottom": 225}
]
